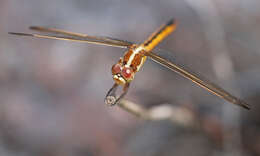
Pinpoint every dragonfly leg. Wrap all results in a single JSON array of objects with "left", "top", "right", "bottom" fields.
[
  {"left": 105, "top": 83, "right": 130, "bottom": 106},
  {"left": 114, "top": 83, "right": 130, "bottom": 104},
  {"left": 105, "top": 83, "right": 118, "bottom": 98}
]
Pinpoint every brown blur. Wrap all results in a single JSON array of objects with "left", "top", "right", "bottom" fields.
[{"left": 1, "top": 0, "right": 260, "bottom": 156}]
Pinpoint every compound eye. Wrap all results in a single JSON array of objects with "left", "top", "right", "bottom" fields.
[
  {"left": 112, "top": 63, "right": 122, "bottom": 75},
  {"left": 122, "top": 67, "right": 133, "bottom": 79}
]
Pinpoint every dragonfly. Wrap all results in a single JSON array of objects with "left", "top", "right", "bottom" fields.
[{"left": 9, "top": 19, "right": 250, "bottom": 110}]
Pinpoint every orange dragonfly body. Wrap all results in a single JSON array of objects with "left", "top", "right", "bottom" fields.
[{"left": 9, "top": 19, "right": 250, "bottom": 109}]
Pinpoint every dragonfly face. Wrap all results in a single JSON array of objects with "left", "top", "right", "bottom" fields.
[
  {"left": 111, "top": 59, "right": 134, "bottom": 85},
  {"left": 8, "top": 19, "right": 251, "bottom": 109}
]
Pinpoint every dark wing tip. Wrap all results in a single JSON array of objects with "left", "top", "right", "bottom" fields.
[
  {"left": 237, "top": 99, "right": 251, "bottom": 110},
  {"left": 29, "top": 26, "right": 44, "bottom": 31},
  {"left": 29, "top": 26, "right": 38, "bottom": 30},
  {"left": 8, "top": 32, "right": 34, "bottom": 37}
]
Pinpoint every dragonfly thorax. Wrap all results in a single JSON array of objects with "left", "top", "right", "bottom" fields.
[{"left": 111, "top": 45, "right": 147, "bottom": 85}]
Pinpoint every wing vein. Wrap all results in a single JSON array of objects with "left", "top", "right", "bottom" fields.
[
  {"left": 9, "top": 26, "right": 134, "bottom": 48},
  {"left": 147, "top": 52, "right": 250, "bottom": 110}
]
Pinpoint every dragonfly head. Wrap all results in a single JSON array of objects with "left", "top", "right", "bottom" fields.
[{"left": 111, "top": 62, "right": 134, "bottom": 85}]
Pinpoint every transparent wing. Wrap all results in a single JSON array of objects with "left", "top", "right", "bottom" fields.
[
  {"left": 29, "top": 26, "right": 134, "bottom": 47},
  {"left": 9, "top": 26, "right": 134, "bottom": 48},
  {"left": 146, "top": 50, "right": 250, "bottom": 110},
  {"left": 29, "top": 26, "right": 94, "bottom": 36}
]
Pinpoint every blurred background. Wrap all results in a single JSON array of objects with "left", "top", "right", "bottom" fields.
[{"left": 1, "top": 0, "right": 260, "bottom": 155}]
